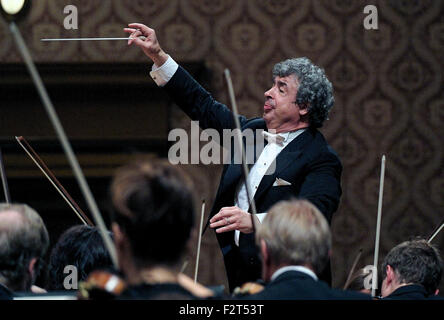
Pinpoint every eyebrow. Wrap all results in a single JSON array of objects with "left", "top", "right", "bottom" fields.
[
  {"left": 271, "top": 77, "right": 290, "bottom": 89},
  {"left": 277, "top": 80, "right": 288, "bottom": 89}
]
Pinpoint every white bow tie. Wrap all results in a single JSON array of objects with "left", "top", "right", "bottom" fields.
[{"left": 262, "top": 131, "right": 284, "bottom": 146}]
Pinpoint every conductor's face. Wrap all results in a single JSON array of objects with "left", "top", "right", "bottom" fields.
[{"left": 263, "top": 74, "right": 308, "bottom": 133}]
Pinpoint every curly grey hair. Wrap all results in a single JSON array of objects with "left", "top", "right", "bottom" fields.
[{"left": 272, "top": 57, "right": 334, "bottom": 128}]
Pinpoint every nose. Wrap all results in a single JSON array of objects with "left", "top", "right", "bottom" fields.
[{"left": 264, "top": 87, "right": 273, "bottom": 100}]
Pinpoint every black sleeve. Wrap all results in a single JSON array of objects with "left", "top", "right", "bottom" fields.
[
  {"left": 298, "top": 151, "right": 342, "bottom": 224},
  {"left": 163, "top": 66, "right": 248, "bottom": 135}
]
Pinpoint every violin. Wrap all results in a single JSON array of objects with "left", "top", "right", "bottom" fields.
[
  {"left": 232, "top": 281, "right": 265, "bottom": 297},
  {"left": 78, "top": 270, "right": 127, "bottom": 300},
  {"left": 77, "top": 270, "right": 222, "bottom": 300}
]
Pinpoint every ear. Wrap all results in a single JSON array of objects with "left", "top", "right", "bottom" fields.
[
  {"left": 385, "top": 265, "right": 395, "bottom": 284},
  {"left": 112, "top": 222, "right": 126, "bottom": 249},
  {"left": 298, "top": 104, "right": 309, "bottom": 116},
  {"left": 260, "top": 239, "right": 271, "bottom": 282},
  {"left": 28, "top": 257, "right": 38, "bottom": 281},
  {"left": 260, "top": 239, "right": 269, "bottom": 267}
]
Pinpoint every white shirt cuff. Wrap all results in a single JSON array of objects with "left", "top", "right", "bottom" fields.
[
  {"left": 255, "top": 212, "right": 267, "bottom": 224},
  {"left": 234, "top": 212, "right": 267, "bottom": 247},
  {"left": 149, "top": 55, "right": 179, "bottom": 87}
]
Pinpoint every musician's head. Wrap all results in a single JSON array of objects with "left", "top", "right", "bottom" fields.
[
  {"left": 110, "top": 159, "right": 195, "bottom": 277},
  {"left": 381, "top": 239, "right": 443, "bottom": 297},
  {"left": 256, "top": 199, "right": 331, "bottom": 282},
  {"left": 47, "top": 225, "right": 113, "bottom": 291},
  {"left": 0, "top": 203, "right": 49, "bottom": 292},
  {"left": 263, "top": 57, "right": 334, "bottom": 132},
  {"left": 344, "top": 267, "right": 372, "bottom": 295}
]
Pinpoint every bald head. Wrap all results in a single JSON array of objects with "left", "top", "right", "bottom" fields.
[
  {"left": 0, "top": 204, "right": 49, "bottom": 292},
  {"left": 0, "top": 209, "right": 26, "bottom": 230}
]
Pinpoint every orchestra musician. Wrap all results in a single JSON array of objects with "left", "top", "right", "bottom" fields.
[
  {"left": 47, "top": 224, "right": 113, "bottom": 291},
  {"left": 108, "top": 159, "right": 212, "bottom": 299},
  {"left": 380, "top": 239, "right": 444, "bottom": 300},
  {"left": 238, "top": 199, "right": 371, "bottom": 299},
  {"left": 0, "top": 203, "right": 49, "bottom": 300},
  {"left": 124, "top": 23, "right": 342, "bottom": 292},
  {"left": 343, "top": 267, "right": 372, "bottom": 295}
]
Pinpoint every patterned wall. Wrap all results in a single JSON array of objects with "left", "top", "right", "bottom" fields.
[{"left": 1, "top": 0, "right": 444, "bottom": 292}]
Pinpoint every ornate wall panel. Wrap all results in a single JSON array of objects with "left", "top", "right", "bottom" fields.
[{"left": 1, "top": 0, "right": 443, "bottom": 293}]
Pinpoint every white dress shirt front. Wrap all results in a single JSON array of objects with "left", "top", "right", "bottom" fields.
[{"left": 233, "top": 129, "right": 306, "bottom": 246}]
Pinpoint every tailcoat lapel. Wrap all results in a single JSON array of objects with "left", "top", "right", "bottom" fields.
[{"left": 251, "top": 129, "right": 314, "bottom": 209}]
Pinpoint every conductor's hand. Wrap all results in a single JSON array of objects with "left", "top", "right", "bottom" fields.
[
  {"left": 124, "top": 23, "right": 168, "bottom": 67},
  {"left": 210, "top": 206, "right": 257, "bottom": 234}
]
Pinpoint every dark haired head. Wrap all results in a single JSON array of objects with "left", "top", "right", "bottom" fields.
[
  {"left": 381, "top": 239, "right": 443, "bottom": 295},
  {"left": 110, "top": 159, "right": 195, "bottom": 268},
  {"left": 47, "top": 225, "right": 113, "bottom": 291}
]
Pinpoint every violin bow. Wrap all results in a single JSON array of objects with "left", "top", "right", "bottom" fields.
[
  {"left": 343, "top": 248, "right": 362, "bottom": 289},
  {"left": 180, "top": 260, "right": 189, "bottom": 274},
  {"left": 427, "top": 217, "right": 444, "bottom": 243},
  {"left": 0, "top": 147, "right": 12, "bottom": 204},
  {"left": 371, "top": 155, "right": 386, "bottom": 297},
  {"left": 224, "top": 69, "right": 258, "bottom": 232},
  {"left": 194, "top": 199, "right": 206, "bottom": 283},
  {"left": 9, "top": 22, "right": 118, "bottom": 269},
  {"left": 15, "top": 136, "right": 93, "bottom": 227}
]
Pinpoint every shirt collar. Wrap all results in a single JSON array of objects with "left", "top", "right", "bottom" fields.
[
  {"left": 271, "top": 265, "right": 318, "bottom": 282},
  {"left": 275, "top": 128, "right": 307, "bottom": 143}
]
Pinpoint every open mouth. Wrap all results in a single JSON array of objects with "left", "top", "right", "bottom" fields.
[{"left": 264, "top": 104, "right": 273, "bottom": 112}]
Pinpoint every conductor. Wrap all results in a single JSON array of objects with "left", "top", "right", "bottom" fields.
[{"left": 125, "top": 23, "right": 342, "bottom": 292}]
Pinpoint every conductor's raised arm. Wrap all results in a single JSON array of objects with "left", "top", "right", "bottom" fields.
[{"left": 124, "top": 22, "right": 246, "bottom": 134}]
